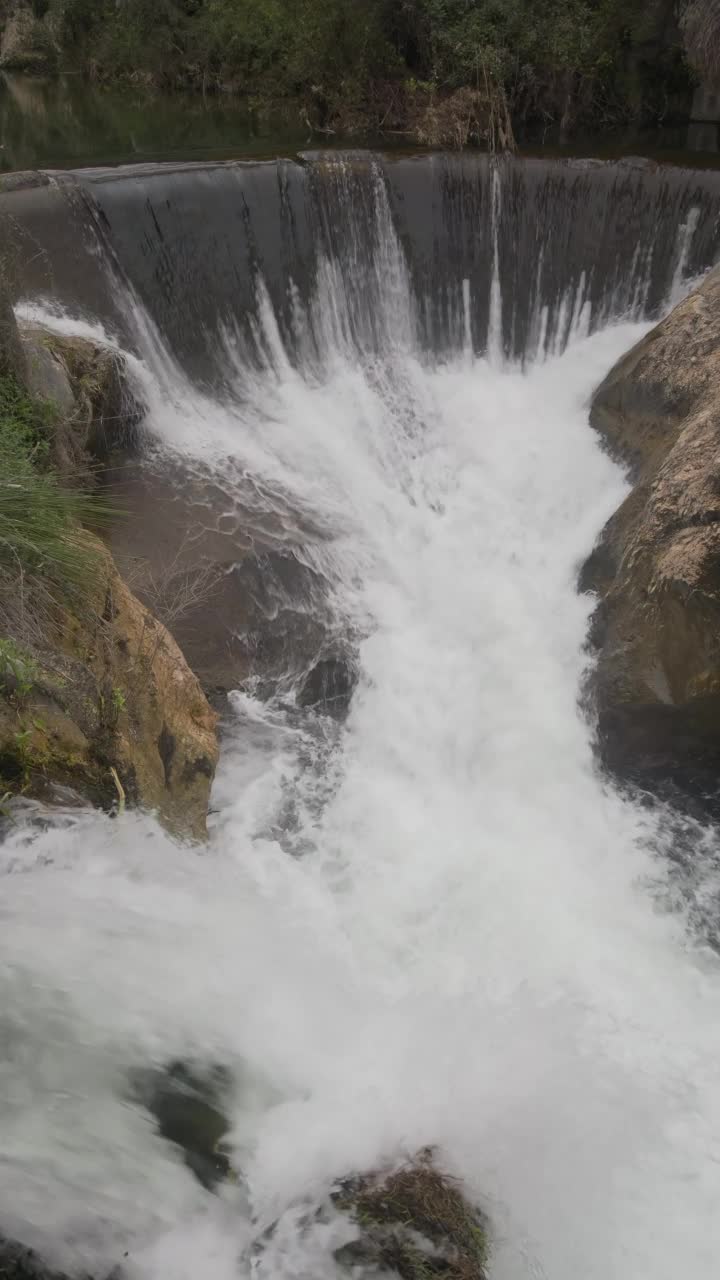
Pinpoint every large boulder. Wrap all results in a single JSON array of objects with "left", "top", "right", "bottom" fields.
[
  {"left": 582, "top": 266, "right": 720, "bottom": 813},
  {"left": 0, "top": 535, "right": 219, "bottom": 841}
]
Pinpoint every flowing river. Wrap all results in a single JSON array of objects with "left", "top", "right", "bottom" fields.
[{"left": 2, "top": 151, "right": 720, "bottom": 1280}]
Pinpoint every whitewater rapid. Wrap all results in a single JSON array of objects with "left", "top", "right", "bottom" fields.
[{"left": 4, "top": 276, "right": 720, "bottom": 1280}]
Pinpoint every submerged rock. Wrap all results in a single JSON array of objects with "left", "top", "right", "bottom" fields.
[
  {"left": 298, "top": 654, "right": 357, "bottom": 716},
  {"left": 333, "top": 1150, "right": 489, "bottom": 1280},
  {"left": 582, "top": 265, "right": 720, "bottom": 815},
  {"left": 167, "top": 549, "right": 334, "bottom": 701},
  {"left": 132, "top": 1059, "right": 233, "bottom": 1190},
  {"left": 0, "top": 1240, "right": 73, "bottom": 1280}
]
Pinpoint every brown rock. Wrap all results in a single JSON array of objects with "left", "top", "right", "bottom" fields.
[
  {"left": 583, "top": 266, "right": 720, "bottom": 813},
  {"left": 589, "top": 267, "right": 720, "bottom": 480},
  {"left": 0, "top": 538, "right": 218, "bottom": 842},
  {"left": 1, "top": 319, "right": 215, "bottom": 838},
  {"left": 91, "top": 544, "right": 219, "bottom": 841}
]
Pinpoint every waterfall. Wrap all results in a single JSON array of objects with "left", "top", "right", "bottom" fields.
[
  {"left": 3, "top": 153, "right": 720, "bottom": 374},
  {"left": 2, "top": 151, "right": 720, "bottom": 1280}
]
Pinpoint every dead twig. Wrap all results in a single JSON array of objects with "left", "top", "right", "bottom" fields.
[{"left": 109, "top": 765, "right": 125, "bottom": 814}]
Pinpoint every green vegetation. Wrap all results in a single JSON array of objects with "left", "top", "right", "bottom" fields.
[
  {"left": 0, "top": 372, "right": 99, "bottom": 596},
  {"left": 0, "top": 635, "right": 38, "bottom": 698},
  {"left": 111, "top": 686, "right": 126, "bottom": 715},
  {"left": 98, "top": 683, "right": 127, "bottom": 730},
  {"left": 0, "top": 355, "right": 119, "bottom": 812},
  {"left": 6, "top": 0, "right": 696, "bottom": 142}
]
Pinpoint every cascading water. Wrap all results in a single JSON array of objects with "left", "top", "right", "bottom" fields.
[{"left": 3, "top": 153, "right": 720, "bottom": 1280}]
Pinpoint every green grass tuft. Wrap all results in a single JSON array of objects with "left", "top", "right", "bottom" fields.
[
  {"left": 0, "top": 372, "right": 103, "bottom": 590},
  {"left": 0, "top": 637, "right": 38, "bottom": 698}
]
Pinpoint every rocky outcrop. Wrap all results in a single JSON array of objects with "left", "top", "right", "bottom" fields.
[
  {"left": 0, "top": 323, "right": 217, "bottom": 840},
  {"left": 0, "top": 533, "right": 218, "bottom": 840},
  {"left": 582, "top": 266, "right": 720, "bottom": 814},
  {"left": 21, "top": 326, "right": 140, "bottom": 473}
]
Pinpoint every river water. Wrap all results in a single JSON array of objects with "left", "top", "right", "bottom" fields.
[{"left": 2, "top": 148, "right": 720, "bottom": 1280}]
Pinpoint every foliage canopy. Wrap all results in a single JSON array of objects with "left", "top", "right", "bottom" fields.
[{"left": 46, "top": 0, "right": 693, "bottom": 135}]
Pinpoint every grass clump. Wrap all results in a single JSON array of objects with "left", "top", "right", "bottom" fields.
[
  {"left": 0, "top": 372, "right": 102, "bottom": 601},
  {"left": 0, "top": 637, "right": 38, "bottom": 699},
  {"left": 334, "top": 1149, "right": 489, "bottom": 1280}
]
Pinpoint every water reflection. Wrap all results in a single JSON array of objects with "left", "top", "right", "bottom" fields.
[
  {"left": 0, "top": 71, "right": 306, "bottom": 171},
  {"left": 1, "top": 70, "right": 719, "bottom": 180}
]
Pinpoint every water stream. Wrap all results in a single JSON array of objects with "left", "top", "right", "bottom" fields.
[{"left": 2, "top": 153, "right": 720, "bottom": 1280}]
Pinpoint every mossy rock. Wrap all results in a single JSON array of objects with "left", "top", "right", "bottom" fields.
[{"left": 333, "top": 1150, "right": 489, "bottom": 1280}]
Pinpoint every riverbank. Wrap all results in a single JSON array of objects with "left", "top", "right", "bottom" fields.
[{"left": 0, "top": 0, "right": 699, "bottom": 149}]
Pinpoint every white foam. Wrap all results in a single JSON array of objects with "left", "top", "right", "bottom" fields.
[{"left": 4, "top": 253, "right": 720, "bottom": 1280}]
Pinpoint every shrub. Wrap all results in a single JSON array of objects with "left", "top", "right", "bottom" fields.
[{"left": 40, "top": 0, "right": 696, "bottom": 133}]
